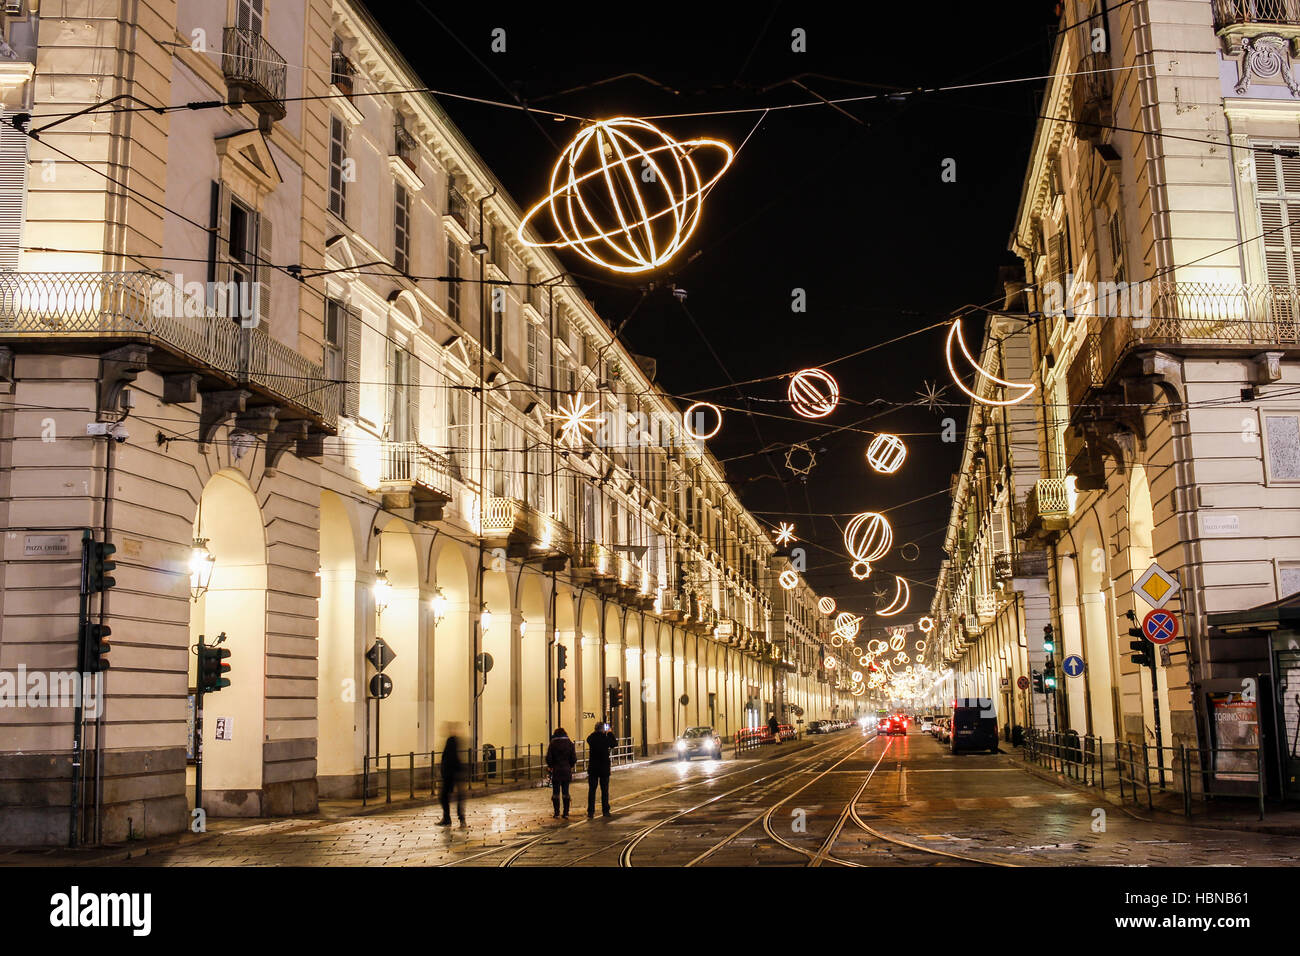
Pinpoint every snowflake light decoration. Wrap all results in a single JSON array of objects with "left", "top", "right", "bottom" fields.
[{"left": 548, "top": 394, "right": 602, "bottom": 448}]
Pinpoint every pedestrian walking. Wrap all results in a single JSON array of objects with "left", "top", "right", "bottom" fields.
[
  {"left": 585, "top": 721, "right": 618, "bottom": 818},
  {"left": 437, "top": 723, "right": 467, "bottom": 828},
  {"left": 546, "top": 727, "right": 577, "bottom": 818},
  {"left": 767, "top": 713, "right": 781, "bottom": 743}
]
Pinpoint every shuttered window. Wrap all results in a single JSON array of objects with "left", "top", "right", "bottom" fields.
[
  {"left": 447, "top": 383, "right": 470, "bottom": 480},
  {"left": 386, "top": 342, "right": 418, "bottom": 443},
  {"left": 0, "top": 114, "right": 28, "bottom": 271},
  {"left": 207, "top": 181, "right": 266, "bottom": 325},
  {"left": 446, "top": 237, "right": 461, "bottom": 323},
  {"left": 1253, "top": 145, "right": 1300, "bottom": 340},
  {"left": 329, "top": 116, "right": 347, "bottom": 220},
  {"left": 526, "top": 320, "right": 540, "bottom": 387},
  {"left": 236, "top": 0, "right": 264, "bottom": 34},
  {"left": 1108, "top": 210, "right": 1125, "bottom": 284},
  {"left": 394, "top": 182, "right": 410, "bottom": 274},
  {"left": 343, "top": 305, "right": 361, "bottom": 418}
]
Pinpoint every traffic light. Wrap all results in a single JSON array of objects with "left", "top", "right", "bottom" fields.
[
  {"left": 556, "top": 677, "right": 567, "bottom": 702},
  {"left": 609, "top": 685, "right": 623, "bottom": 709},
  {"left": 556, "top": 643, "right": 568, "bottom": 671},
  {"left": 82, "top": 623, "right": 111, "bottom": 672},
  {"left": 1031, "top": 670, "right": 1044, "bottom": 694},
  {"left": 1043, "top": 662, "right": 1057, "bottom": 691},
  {"left": 1126, "top": 610, "right": 1153, "bottom": 667},
  {"left": 86, "top": 540, "right": 117, "bottom": 593},
  {"left": 198, "top": 645, "right": 231, "bottom": 693},
  {"left": 1042, "top": 624, "right": 1055, "bottom": 655},
  {"left": 1129, "top": 638, "right": 1153, "bottom": 668}
]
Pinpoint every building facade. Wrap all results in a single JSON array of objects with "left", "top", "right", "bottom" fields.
[
  {"left": 0, "top": 0, "right": 846, "bottom": 845},
  {"left": 937, "top": 1, "right": 1300, "bottom": 762}
]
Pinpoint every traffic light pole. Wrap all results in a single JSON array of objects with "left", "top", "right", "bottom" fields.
[
  {"left": 1149, "top": 656, "right": 1166, "bottom": 788},
  {"left": 194, "top": 632, "right": 205, "bottom": 820},
  {"left": 69, "top": 529, "right": 92, "bottom": 848}
]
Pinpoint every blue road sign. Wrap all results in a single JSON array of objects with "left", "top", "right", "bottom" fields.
[{"left": 1062, "top": 654, "right": 1085, "bottom": 678}]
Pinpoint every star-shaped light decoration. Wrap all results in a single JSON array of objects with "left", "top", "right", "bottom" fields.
[
  {"left": 548, "top": 394, "right": 602, "bottom": 448},
  {"left": 774, "top": 522, "right": 796, "bottom": 547},
  {"left": 784, "top": 442, "right": 816, "bottom": 476},
  {"left": 916, "top": 380, "right": 947, "bottom": 414}
]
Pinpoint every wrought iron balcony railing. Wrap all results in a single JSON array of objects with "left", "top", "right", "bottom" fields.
[
  {"left": 331, "top": 50, "right": 356, "bottom": 98},
  {"left": 0, "top": 271, "right": 337, "bottom": 428},
  {"left": 1072, "top": 51, "right": 1113, "bottom": 142},
  {"left": 445, "top": 186, "right": 470, "bottom": 236},
  {"left": 222, "top": 27, "right": 287, "bottom": 124},
  {"left": 1213, "top": 0, "right": 1300, "bottom": 29},
  {"left": 394, "top": 123, "right": 418, "bottom": 170},
  {"left": 380, "top": 441, "right": 450, "bottom": 497},
  {"left": 480, "top": 496, "right": 518, "bottom": 536}
]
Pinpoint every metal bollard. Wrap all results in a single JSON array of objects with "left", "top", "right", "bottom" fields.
[
  {"left": 385, "top": 753, "right": 392, "bottom": 804},
  {"left": 362, "top": 755, "right": 369, "bottom": 807},
  {"left": 1181, "top": 745, "right": 1190, "bottom": 817}
]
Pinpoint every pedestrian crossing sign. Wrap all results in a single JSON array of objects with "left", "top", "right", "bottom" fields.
[{"left": 1133, "top": 563, "right": 1179, "bottom": 610}]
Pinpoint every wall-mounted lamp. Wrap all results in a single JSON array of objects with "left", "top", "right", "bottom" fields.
[
  {"left": 480, "top": 603, "right": 492, "bottom": 633},
  {"left": 190, "top": 537, "right": 216, "bottom": 602},
  {"left": 373, "top": 570, "right": 392, "bottom": 614},
  {"left": 431, "top": 585, "right": 448, "bottom": 623}
]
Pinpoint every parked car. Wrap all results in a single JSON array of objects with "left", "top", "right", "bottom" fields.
[
  {"left": 676, "top": 726, "right": 723, "bottom": 760},
  {"left": 920, "top": 715, "right": 935, "bottom": 734},
  {"left": 951, "top": 699, "right": 999, "bottom": 754},
  {"left": 807, "top": 720, "right": 827, "bottom": 734}
]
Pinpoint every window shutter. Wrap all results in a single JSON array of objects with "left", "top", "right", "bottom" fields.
[
  {"left": 991, "top": 511, "right": 1007, "bottom": 553},
  {"left": 0, "top": 114, "right": 27, "bottom": 272},
  {"left": 344, "top": 306, "right": 361, "bottom": 418},
  {"left": 256, "top": 213, "right": 272, "bottom": 327},
  {"left": 384, "top": 339, "right": 397, "bottom": 439},
  {"left": 526, "top": 321, "right": 538, "bottom": 386},
  {"left": 406, "top": 351, "right": 420, "bottom": 443},
  {"left": 208, "top": 180, "right": 232, "bottom": 289}
]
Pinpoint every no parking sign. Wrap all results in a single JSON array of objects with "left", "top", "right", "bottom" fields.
[{"left": 1141, "top": 609, "right": 1179, "bottom": 645}]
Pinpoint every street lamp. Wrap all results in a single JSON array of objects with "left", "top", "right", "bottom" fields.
[
  {"left": 430, "top": 586, "right": 448, "bottom": 623},
  {"left": 519, "top": 618, "right": 527, "bottom": 638},
  {"left": 373, "top": 570, "right": 391, "bottom": 615},
  {"left": 190, "top": 537, "right": 216, "bottom": 602},
  {"left": 480, "top": 603, "right": 492, "bottom": 633}
]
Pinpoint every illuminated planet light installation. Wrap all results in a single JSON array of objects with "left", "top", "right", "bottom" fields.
[
  {"left": 866, "top": 433, "right": 907, "bottom": 474},
  {"left": 787, "top": 368, "right": 840, "bottom": 419},
  {"left": 518, "top": 117, "right": 734, "bottom": 274}
]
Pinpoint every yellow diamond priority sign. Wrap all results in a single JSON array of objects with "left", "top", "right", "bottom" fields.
[{"left": 1133, "top": 562, "right": 1180, "bottom": 610}]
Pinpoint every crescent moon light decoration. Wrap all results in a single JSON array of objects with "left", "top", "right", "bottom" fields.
[
  {"left": 876, "top": 576, "right": 910, "bottom": 617},
  {"left": 945, "top": 319, "right": 1036, "bottom": 406}
]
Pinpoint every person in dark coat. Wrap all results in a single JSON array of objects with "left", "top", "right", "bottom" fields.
[
  {"left": 437, "top": 723, "right": 467, "bottom": 827},
  {"left": 585, "top": 721, "right": 618, "bottom": 817},
  {"left": 767, "top": 713, "right": 781, "bottom": 742},
  {"left": 545, "top": 727, "right": 577, "bottom": 818}
]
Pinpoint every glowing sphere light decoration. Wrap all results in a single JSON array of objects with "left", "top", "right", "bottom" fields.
[
  {"left": 833, "top": 612, "right": 862, "bottom": 640},
  {"left": 817, "top": 596, "right": 837, "bottom": 615},
  {"left": 843, "top": 511, "right": 892, "bottom": 578},
  {"left": 683, "top": 401, "right": 722, "bottom": 441},
  {"left": 779, "top": 569, "right": 798, "bottom": 590},
  {"left": 866, "top": 433, "right": 907, "bottom": 474},
  {"left": 787, "top": 368, "right": 840, "bottom": 419},
  {"left": 518, "top": 117, "right": 734, "bottom": 274}
]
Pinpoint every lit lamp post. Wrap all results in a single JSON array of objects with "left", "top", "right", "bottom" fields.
[{"left": 430, "top": 586, "right": 447, "bottom": 624}]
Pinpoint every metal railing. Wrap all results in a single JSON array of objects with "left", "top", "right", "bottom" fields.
[
  {"left": 361, "top": 737, "right": 635, "bottom": 805},
  {"left": 394, "top": 122, "right": 418, "bottom": 169},
  {"left": 330, "top": 50, "right": 356, "bottom": 98},
  {"left": 480, "top": 496, "right": 518, "bottom": 535},
  {"left": 1021, "top": 729, "right": 1267, "bottom": 820},
  {"left": 1028, "top": 477, "right": 1071, "bottom": 520},
  {"left": 1213, "top": 0, "right": 1300, "bottom": 28},
  {"left": 0, "top": 271, "right": 336, "bottom": 427},
  {"left": 1011, "top": 549, "right": 1050, "bottom": 577},
  {"left": 446, "top": 186, "right": 470, "bottom": 232},
  {"left": 222, "top": 27, "right": 288, "bottom": 115},
  {"left": 380, "top": 441, "right": 451, "bottom": 497}
]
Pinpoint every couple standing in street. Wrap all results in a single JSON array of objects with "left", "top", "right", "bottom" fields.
[{"left": 546, "top": 722, "right": 617, "bottom": 819}]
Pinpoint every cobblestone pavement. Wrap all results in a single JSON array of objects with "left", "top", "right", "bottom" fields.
[{"left": 56, "top": 732, "right": 1300, "bottom": 867}]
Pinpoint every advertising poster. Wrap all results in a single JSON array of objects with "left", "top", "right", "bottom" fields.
[{"left": 1208, "top": 692, "right": 1259, "bottom": 783}]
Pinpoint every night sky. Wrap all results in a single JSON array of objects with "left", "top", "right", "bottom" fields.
[{"left": 365, "top": 0, "right": 1062, "bottom": 623}]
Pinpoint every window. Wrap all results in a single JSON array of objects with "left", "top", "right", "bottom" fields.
[
  {"left": 447, "top": 383, "right": 471, "bottom": 479},
  {"left": 1280, "top": 561, "right": 1300, "bottom": 600},
  {"left": 324, "top": 298, "right": 346, "bottom": 381},
  {"left": 1253, "top": 145, "right": 1300, "bottom": 339},
  {"left": 387, "top": 343, "right": 418, "bottom": 443},
  {"left": 1263, "top": 412, "right": 1300, "bottom": 482},
  {"left": 526, "top": 320, "right": 540, "bottom": 387},
  {"left": 236, "top": 0, "right": 264, "bottom": 34},
  {"left": 208, "top": 182, "right": 268, "bottom": 326},
  {"left": 329, "top": 116, "right": 347, "bottom": 220},
  {"left": 486, "top": 284, "right": 504, "bottom": 360},
  {"left": 446, "top": 237, "right": 461, "bottom": 323},
  {"left": 394, "top": 182, "right": 410, "bottom": 274}
]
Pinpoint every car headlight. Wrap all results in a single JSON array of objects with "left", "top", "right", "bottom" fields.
[{"left": 677, "top": 740, "right": 686, "bottom": 749}]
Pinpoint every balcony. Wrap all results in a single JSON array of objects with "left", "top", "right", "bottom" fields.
[
  {"left": 379, "top": 441, "right": 451, "bottom": 521},
  {"left": 1072, "top": 52, "right": 1113, "bottom": 144},
  {"left": 222, "top": 27, "right": 287, "bottom": 129},
  {"left": 1011, "top": 550, "right": 1050, "bottom": 578},
  {"left": 478, "top": 496, "right": 572, "bottom": 563},
  {"left": 1017, "top": 478, "right": 1071, "bottom": 540},
  {"left": 975, "top": 594, "right": 997, "bottom": 624},
  {"left": 1213, "top": 0, "right": 1300, "bottom": 31},
  {"left": 0, "top": 271, "right": 337, "bottom": 445},
  {"left": 444, "top": 186, "right": 472, "bottom": 244},
  {"left": 389, "top": 123, "right": 424, "bottom": 192}
]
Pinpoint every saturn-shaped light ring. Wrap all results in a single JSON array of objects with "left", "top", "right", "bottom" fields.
[
  {"left": 787, "top": 367, "right": 840, "bottom": 419},
  {"left": 876, "top": 576, "right": 910, "bottom": 617},
  {"left": 682, "top": 401, "right": 722, "bottom": 441},
  {"left": 834, "top": 612, "right": 862, "bottom": 640},
  {"left": 817, "top": 596, "right": 836, "bottom": 615},
  {"left": 889, "top": 634, "right": 906, "bottom": 651},
  {"left": 844, "top": 511, "right": 892, "bottom": 579},
  {"left": 518, "top": 117, "right": 734, "bottom": 274}
]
